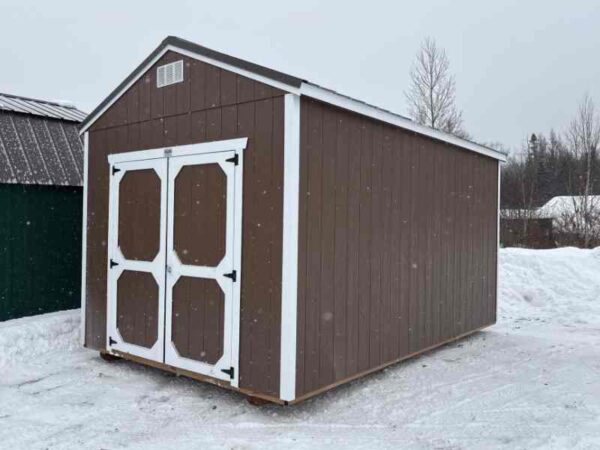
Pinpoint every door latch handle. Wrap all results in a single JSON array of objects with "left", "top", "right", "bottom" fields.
[{"left": 167, "top": 265, "right": 172, "bottom": 274}]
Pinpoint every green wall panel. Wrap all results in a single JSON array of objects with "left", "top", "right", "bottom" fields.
[{"left": 0, "top": 184, "right": 82, "bottom": 321}]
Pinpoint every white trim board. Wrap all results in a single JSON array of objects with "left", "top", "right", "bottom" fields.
[
  {"left": 230, "top": 145, "right": 244, "bottom": 388},
  {"left": 80, "top": 40, "right": 506, "bottom": 163},
  {"left": 80, "top": 132, "right": 89, "bottom": 346},
  {"left": 496, "top": 162, "right": 501, "bottom": 317},
  {"left": 107, "top": 138, "right": 248, "bottom": 164},
  {"left": 280, "top": 94, "right": 301, "bottom": 402}
]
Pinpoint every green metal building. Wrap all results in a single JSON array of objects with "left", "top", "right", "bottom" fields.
[{"left": 0, "top": 92, "right": 86, "bottom": 321}]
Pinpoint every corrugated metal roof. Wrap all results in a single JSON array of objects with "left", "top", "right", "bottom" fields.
[
  {"left": 0, "top": 92, "right": 87, "bottom": 122},
  {"left": 0, "top": 110, "right": 83, "bottom": 186}
]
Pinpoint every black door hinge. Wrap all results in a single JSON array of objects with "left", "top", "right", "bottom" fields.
[
  {"left": 109, "top": 336, "right": 117, "bottom": 346},
  {"left": 226, "top": 154, "right": 239, "bottom": 166},
  {"left": 112, "top": 166, "right": 121, "bottom": 175},
  {"left": 224, "top": 270, "right": 237, "bottom": 282},
  {"left": 221, "top": 367, "right": 235, "bottom": 379},
  {"left": 110, "top": 259, "right": 119, "bottom": 269}
]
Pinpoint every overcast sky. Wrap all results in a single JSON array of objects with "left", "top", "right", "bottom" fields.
[{"left": 1, "top": 0, "right": 599, "bottom": 151}]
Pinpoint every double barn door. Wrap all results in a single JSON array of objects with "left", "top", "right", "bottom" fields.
[{"left": 106, "top": 142, "right": 243, "bottom": 385}]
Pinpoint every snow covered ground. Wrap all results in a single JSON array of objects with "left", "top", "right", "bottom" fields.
[{"left": 1, "top": 248, "right": 599, "bottom": 449}]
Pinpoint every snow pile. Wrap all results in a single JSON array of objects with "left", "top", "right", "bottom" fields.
[
  {"left": 0, "top": 309, "right": 80, "bottom": 368},
  {"left": 499, "top": 247, "right": 600, "bottom": 326}
]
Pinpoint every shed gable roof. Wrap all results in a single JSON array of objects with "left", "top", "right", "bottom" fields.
[
  {"left": 0, "top": 93, "right": 85, "bottom": 186},
  {"left": 80, "top": 36, "right": 507, "bottom": 162}
]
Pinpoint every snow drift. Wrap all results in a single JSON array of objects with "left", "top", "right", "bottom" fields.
[
  {"left": 499, "top": 246, "right": 600, "bottom": 325},
  {"left": 0, "top": 309, "right": 80, "bottom": 368},
  {"left": 1, "top": 248, "right": 599, "bottom": 449}
]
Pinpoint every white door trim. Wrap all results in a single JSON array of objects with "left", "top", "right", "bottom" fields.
[
  {"left": 106, "top": 157, "right": 168, "bottom": 363},
  {"left": 107, "top": 138, "right": 248, "bottom": 165},
  {"left": 163, "top": 151, "right": 238, "bottom": 384},
  {"left": 230, "top": 146, "right": 244, "bottom": 388},
  {"left": 106, "top": 139, "right": 246, "bottom": 386},
  {"left": 280, "top": 93, "right": 301, "bottom": 401}
]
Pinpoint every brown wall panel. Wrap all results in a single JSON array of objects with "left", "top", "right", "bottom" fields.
[
  {"left": 296, "top": 98, "right": 499, "bottom": 397},
  {"left": 86, "top": 50, "right": 285, "bottom": 396}
]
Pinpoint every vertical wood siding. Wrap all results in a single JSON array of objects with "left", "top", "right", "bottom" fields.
[
  {"left": 86, "top": 51, "right": 285, "bottom": 396},
  {"left": 0, "top": 184, "right": 82, "bottom": 321},
  {"left": 296, "top": 98, "right": 498, "bottom": 397}
]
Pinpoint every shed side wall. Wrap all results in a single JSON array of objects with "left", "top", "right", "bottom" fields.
[
  {"left": 296, "top": 97, "right": 498, "bottom": 397},
  {"left": 0, "top": 184, "right": 82, "bottom": 321},
  {"left": 85, "top": 50, "right": 285, "bottom": 396}
]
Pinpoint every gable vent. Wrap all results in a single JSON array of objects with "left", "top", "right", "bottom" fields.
[{"left": 157, "top": 60, "right": 184, "bottom": 88}]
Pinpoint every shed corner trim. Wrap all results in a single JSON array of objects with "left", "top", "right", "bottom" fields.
[
  {"left": 280, "top": 93, "right": 301, "bottom": 402},
  {"left": 80, "top": 131, "right": 89, "bottom": 346}
]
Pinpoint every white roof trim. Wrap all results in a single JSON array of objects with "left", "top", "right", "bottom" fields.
[
  {"left": 81, "top": 40, "right": 507, "bottom": 162},
  {"left": 165, "top": 45, "right": 300, "bottom": 95},
  {"left": 300, "top": 83, "right": 507, "bottom": 162},
  {"left": 79, "top": 45, "right": 300, "bottom": 135}
]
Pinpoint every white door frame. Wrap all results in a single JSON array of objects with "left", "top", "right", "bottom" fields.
[
  {"left": 106, "top": 157, "right": 168, "bottom": 363},
  {"left": 106, "top": 138, "right": 246, "bottom": 387}
]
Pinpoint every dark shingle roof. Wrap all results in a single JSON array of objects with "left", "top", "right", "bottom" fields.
[
  {"left": 0, "top": 93, "right": 85, "bottom": 186},
  {"left": 80, "top": 36, "right": 303, "bottom": 132},
  {"left": 80, "top": 36, "right": 507, "bottom": 161}
]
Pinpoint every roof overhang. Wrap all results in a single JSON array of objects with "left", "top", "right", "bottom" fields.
[
  {"left": 299, "top": 83, "right": 507, "bottom": 161},
  {"left": 80, "top": 36, "right": 507, "bottom": 162}
]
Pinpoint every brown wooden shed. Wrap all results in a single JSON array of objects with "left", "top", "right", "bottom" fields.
[{"left": 80, "top": 36, "right": 506, "bottom": 404}]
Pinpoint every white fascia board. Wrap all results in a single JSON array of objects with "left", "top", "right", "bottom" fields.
[
  {"left": 79, "top": 45, "right": 299, "bottom": 135},
  {"left": 280, "top": 93, "right": 301, "bottom": 402},
  {"left": 300, "top": 83, "right": 507, "bottom": 162}
]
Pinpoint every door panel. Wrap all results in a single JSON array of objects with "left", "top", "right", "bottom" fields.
[
  {"left": 107, "top": 158, "right": 167, "bottom": 363},
  {"left": 118, "top": 169, "right": 162, "bottom": 261},
  {"left": 173, "top": 163, "right": 227, "bottom": 267},
  {"left": 164, "top": 151, "right": 235, "bottom": 382},
  {"left": 116, "top": 270, "right": 160, "bottom": 348},
  {"left": 171, "top": 276, "right": 224, "bottom": 364}
]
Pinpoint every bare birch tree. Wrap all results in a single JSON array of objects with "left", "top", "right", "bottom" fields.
[
  {"left": 405, "top": 37, "right": 469, "bottom": 139},
  {"left": 561, "top": 94, "right": 600, "bottom": 247}
]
